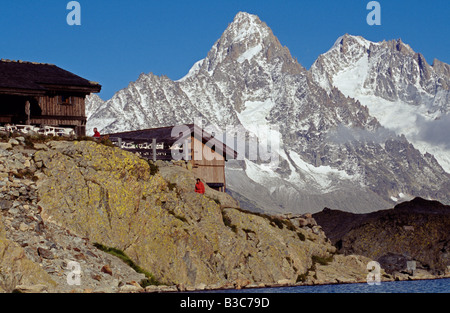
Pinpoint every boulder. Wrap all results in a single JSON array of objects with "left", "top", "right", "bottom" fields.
[
  {"left": 8, "top": 139, "right": 20, "bottom": 146},
  {"left": 33, "top": 143, "right": 49, "bottom": 151},
  {"left": 37, "top": 247, "right": 54, "bottom": 260},
  {"left": 0, "top": 142, "right": 12, "bottom": 150},
  {"left": 295, "top": 218, "right": 308, "bottom": 227},
  {"left": 101, "top": 265, "right": 113, "bottom": 276},
  {"left": 118, "top": 284, "right": 143, "bottom": 293}
]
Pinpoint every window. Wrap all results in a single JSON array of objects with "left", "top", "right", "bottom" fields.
[{"left": 60, "top": 95, "right": 73, "bottom": 105}]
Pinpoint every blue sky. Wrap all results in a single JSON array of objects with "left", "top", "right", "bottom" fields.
[{"left": 1, "top": 0, "right": 448, "bottom": 100}]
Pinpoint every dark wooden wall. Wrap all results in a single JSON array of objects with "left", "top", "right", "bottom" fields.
[{"left": 0, "top": 93, "right": 87, "bottom": 136}]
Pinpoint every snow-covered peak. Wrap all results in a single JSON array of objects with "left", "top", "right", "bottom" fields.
[
  {"left": 332, "top": 34, "right": 378, "bottom": 50},
  {"left": 310, "top": 34, "right": 371, "bottom": 91},
  {"left": 233, "top": 11, "right": 256, "bottom": 21},
  {"left": 310, "top": 33, "right": 450, "bottom": 173},
  {"left": 226, "top": 12, "right": 270, "bottom": 44},
  {"left": 198, "top": 12, "right": 283, "bottom": 73}
]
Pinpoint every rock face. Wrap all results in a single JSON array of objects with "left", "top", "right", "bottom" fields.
[
  {"left": 0, "top": 137, "right": 376, "bottom": 292},
  {"left": 313, "top": 197, "right": 450, "bottom": 278},
  {"left": 311, "top": 35, "right": 449, "bottom": 110},
  {"left": 0, "top": 214, "right": 55, "bottom": 293},
  {"left": 0, "top": 141, "right": 147, "bottom": 293},
  {"left": 310, "top": 34, "right": 450, "bottom": 173},
  {"left": 87, "top": 12, "right": 450, "bottom": 214}
]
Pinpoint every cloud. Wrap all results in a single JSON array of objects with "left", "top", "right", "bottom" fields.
[
  {"left": 326, "top": 124, "right": 397, "bottom": 145},
  {"left": 416, "top": 114, "right": 450, "bottom": 149}
]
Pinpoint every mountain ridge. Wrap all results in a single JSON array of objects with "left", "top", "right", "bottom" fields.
[
  {"left": 87, "top": 12, "right": 450, "bottom": 214},
  {"left": 310, "top": 33, "right": 450, "bottom": 172}
]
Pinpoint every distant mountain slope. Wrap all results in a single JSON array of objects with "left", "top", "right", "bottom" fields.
[
  {"left": 310, "top": 34, "right": 450, "bottom": 172},
  {"left": 87, "top": 12, "right": 450, "bottom": 214}
]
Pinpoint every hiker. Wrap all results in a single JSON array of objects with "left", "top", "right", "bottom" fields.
[
  {"left": 93, "top": 127, "right": 101, "bottom": 138},
  {"left": 195, "top": 178, "right": 205, "bottom": 194}
]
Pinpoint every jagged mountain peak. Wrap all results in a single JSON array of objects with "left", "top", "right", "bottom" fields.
[
  {"left": 233, "top": 11, "right": 259, "bottom": 21},
  {"left": 332, "top": 34, "right": 413, "bottom": 54},
  {"left": 391, "top": 38, "right": 415, "bottom": 54},
  {"left": 226, "top": 11, "right": 270, "bottom": 43},
  {"left": 178, "top": 11, "right": 279, "bottom": 81},
  {"left": 311, "top": 34, "right": 449, "bottom": 101},
  {"left": 194, "top": 11, "right": 303, "bottom": 76},
  {"left": 87, "top": 15, "right": 450, "bottom": 214},
  {"left": 333, "top": 33, "right": 376, "bottom": 50},
  {"left": 433, "top": 58, "right": 450, "bottom": 79}
]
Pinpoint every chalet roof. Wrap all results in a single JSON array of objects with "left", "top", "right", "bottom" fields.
[
  {"left": 0, "top": 59, "right": 101, "bottom": 94},
  {"left": 107, "top": 124, "right": 238, "bottom": 160}
]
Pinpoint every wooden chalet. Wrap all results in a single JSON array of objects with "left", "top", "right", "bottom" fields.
[
  {"left": 108, "top": 124, "right": 238, "bottom": 192},
  {"left": 0, "top": 59, "right": 101, "bottom": 136}
]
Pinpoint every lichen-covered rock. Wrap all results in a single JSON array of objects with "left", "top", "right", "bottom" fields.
[
  {"left": 157, "top": 163, "right": 240, "bottom": 208},
  {"left": 34, "top": 140, "right": 372, "bottom": 288}
]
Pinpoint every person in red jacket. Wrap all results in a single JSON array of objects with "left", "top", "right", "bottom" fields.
[
  {"left": 93, "top": 127, "right": 101, "bottom": 139},
  {"left": 195, "top": 178, "right": 205, "bottom": 194}
]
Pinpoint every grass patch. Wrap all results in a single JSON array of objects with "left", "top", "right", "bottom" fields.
[
  {"left": 76, "top": 136, "right": 97, "bottom": 142},
  {"left": 97, "top": 136, "right": 116, "bottom": 147},
  {"left": 296, "top": 272, "right": 309, "bottom": 283},
  {"left": 311, "top": 254, "right": 334, "bottom": 266},
  {"left": 93, "top": 243, "right": 161, "bottom": 287},
  {"left": 24, "top": 134, "right": 47, "bottom": 147},
  {"left": 297, "top": 254, "right": 335, "bottom": 283}
]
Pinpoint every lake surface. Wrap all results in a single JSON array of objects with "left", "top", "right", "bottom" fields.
[{"left": 204, "top": 278, "right": 450, "bottom": 293}]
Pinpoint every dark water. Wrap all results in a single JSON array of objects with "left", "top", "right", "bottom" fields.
[{"left": 205, "top": 278, "right": 450, "bottom": 293}]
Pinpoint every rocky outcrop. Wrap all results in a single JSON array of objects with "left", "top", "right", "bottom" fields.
[
  {"left": 0, "top": 137, "right": 379, "bottom": 292},
  {"left": 313, "top": 197, "right": 450, "bottom": 279},
  {"left": 0, "top": 138, "right": 148, "bottom": 293}
]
